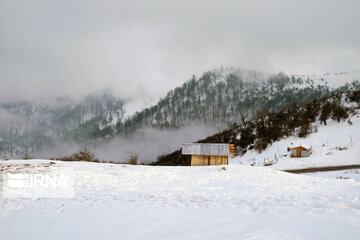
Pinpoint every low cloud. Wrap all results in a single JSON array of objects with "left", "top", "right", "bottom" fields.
[{"left": 35, "top": 123, "right": 218, "bottom": 163}]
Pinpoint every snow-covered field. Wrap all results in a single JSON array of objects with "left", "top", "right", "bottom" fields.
[
  {"left": 231, "top": 110, "right": 360, "bottom": 171},
  {"left": 305, "top": 169, "right": 360, "bottom": 181},
  {"left": 1, "top": 160, "right": 360, "bottom": 240}
]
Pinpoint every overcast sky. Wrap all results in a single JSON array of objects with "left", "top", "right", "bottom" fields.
[{"left": 1, "top": 0, "right": 359, "bottom": 105}]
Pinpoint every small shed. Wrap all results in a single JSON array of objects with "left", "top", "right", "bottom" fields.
[
  {"left": 182, "top": 143, "right": 230, "bottom": 166},
  {"left": 288, "top": 144, "right": 312, "bottom": 158}
]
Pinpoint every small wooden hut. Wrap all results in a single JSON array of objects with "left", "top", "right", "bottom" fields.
[
  {"left": 288, "top": 144, "right": 312, "bottom": 158},
  {"left": 181, "top": 143, "right": 230, "bottom": 166}
]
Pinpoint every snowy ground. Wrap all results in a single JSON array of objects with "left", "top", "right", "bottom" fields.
[
  {"left": 305, "top": 169, "right": 360, "bottom": 181},
  {"left": 231, "top": 110, "right": 360, "bottom": 172},
  {"left": 1, "top": 160, "right": 360, "bottom": 240}
]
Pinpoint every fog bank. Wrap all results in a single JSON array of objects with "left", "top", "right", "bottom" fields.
[{"left": 35, "top": 123, "right": 218, "bottom": 163}]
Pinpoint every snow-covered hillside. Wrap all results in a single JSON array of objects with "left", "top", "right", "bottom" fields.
[
  {"left": 1, "top": 160, "right": 360, "bottom": 239},
  {"left": 291, "top": 71, "right": 360, "bottom": 89},
  {"left": 231, "top": 109, "right": 360, "bottom": 171}
]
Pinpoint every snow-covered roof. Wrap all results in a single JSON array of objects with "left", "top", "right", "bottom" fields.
[
  {"left": 290, "top": 143, "right": 311, "bottom": 150},
  {"left": 182, "top": 143, "right": 229, "bottom": 156}
]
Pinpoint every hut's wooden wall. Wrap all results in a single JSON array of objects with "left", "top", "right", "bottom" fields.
[
  {"left": 191, "top": 155, "right": 228, "bottom": 166},
  {"left": 290, "top": 146, "right": 311, "bottom": 158}
]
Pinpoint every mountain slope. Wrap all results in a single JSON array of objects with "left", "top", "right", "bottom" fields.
[
  {"left": 118, "top": 69, "right": 360, "bottom": 134},
  {"left": 0, "top": 93, "right": 125, "bottom": 157},
  {"left": 232, "top": 104, "right": 360, "bottom": 170},
  {"left": 154, "top": 90, "right": 360, "bottom": 166},
  {"left": 1, "top": 69, "right": 359, "bottom": 158}
]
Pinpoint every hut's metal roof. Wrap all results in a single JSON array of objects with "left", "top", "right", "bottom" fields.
[
  {"left": 289, "top": 143, "right": 311, "bottom": 150},
  {"left": 182, "top": 143, "right": 229, "bottom": 156}
]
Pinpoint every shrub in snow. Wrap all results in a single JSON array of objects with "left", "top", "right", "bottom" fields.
[
  {"left": 320, "top": 100, "right": 348, "bottom": 125},
  {"left": 60, "top": 148, "right": 100, "bottom": 163},
  {"left": 127, "top": 153, "right": 140, "bottom": 165},
  {"left": 254, "top": 138, "right": 268, "bottom": 153},
  {"left": 331, "top": 104, "right": 348, "bottom": 122},
  {"left": 320, "top": 101, "right": 333, "bottom": 125},
  {"left": 298, "top": 122, "right": 311, "bottom": 138}
]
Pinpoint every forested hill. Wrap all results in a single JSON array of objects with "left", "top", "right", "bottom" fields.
[
  {"left": 0, "top": 93, "right": 125, "bottom": 157},
  {"left": 153, "top": 90, "right": 360, "bottom": 166},
  {"left": 117, "top": 69, "right": 359, "bottom": 134},
  {"left": 1, "top": 69, "right": 359, "bottom": 158}
]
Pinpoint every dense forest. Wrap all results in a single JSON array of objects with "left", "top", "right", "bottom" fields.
[
  {"left": 118, "top": 70, "right": 339, "bottom": 133},
  {"left": 0, "top": 93, "right": 125, "bottom": 157}
]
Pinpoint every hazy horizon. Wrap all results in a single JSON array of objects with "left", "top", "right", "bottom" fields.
[{"left": 1, "top": 0, "right": 359, "bottom": 107}]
